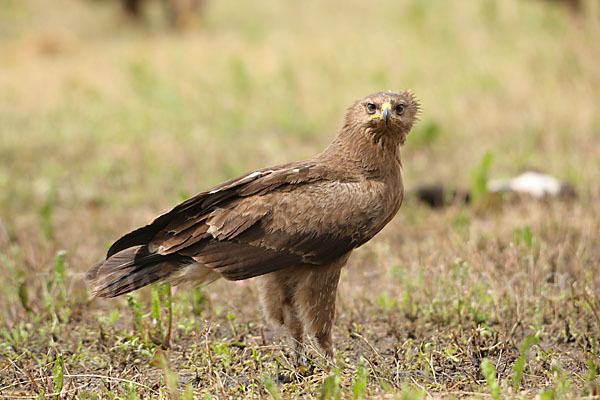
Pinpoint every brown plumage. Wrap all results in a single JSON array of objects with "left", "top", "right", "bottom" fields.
[{"left": 87, "top": 91, "right": 420, "bottom": 360}]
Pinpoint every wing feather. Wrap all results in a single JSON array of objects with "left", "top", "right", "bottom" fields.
[{"left": 105, "top": 161, "right": 367, "bottom": 281}]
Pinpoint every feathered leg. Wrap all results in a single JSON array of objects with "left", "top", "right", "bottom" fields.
[
  {"left": 294, "top": 263, "right": 343, "bottom": 359},
  {"left": 257, "top": 254, "right": 349, "bottom": 363},
  {"left": 257, "top": 273, "right": 305, "bottom": 364}
]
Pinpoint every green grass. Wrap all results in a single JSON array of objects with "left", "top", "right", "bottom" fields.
[{"left": 1, "top": 0, "right": 599, "bottom": 398}]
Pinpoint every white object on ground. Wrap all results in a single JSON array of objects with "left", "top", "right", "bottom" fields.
[{"left": 487, "top": 171, "right": 563, "bottom": 198}]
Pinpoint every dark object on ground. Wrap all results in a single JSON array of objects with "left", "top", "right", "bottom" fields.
[
  {"left": 121, "top": 0, "right": 203, "bottom": 29},
  {"left": 539, "top": 0, "right": 583, "bottom": 12},
  {"left": 414, "top": 184, "right": 470, "bottom": 208}
]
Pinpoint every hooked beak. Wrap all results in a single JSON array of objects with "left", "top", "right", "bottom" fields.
[{"left": 381, "top": 102, "right": 391, "bottom": 125}]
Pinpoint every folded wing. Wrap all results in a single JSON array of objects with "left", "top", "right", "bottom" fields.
[{"left": 95, "top": 161, "right": 365, "bottom": 284}]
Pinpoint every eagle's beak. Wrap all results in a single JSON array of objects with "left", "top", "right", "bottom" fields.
[{"left": 381, "top": 102, "right": 391, "bottom": 125}]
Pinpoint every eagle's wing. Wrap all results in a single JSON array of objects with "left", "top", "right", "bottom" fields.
[
  {"left": 105, "top": 163, "right": 312, "bottom": 258},
  {"left": 103, "top": 161, "right": 371, "bottom": 281}
]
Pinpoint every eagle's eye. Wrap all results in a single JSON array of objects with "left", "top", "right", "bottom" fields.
[
  {"left": 396, "top": 103, "right": 405, "bottom": 115},
  {"left": 366, "top": 103, "right": 377, "bottom": 114}
]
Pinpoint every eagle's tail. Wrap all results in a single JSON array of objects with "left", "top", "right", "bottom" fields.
[{"left": 86, "top": 246, "right": 194, "bottom": 298}]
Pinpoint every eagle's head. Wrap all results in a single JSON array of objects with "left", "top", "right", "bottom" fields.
[{"left": 346, "top": 90, "right": 421, "bottom": 145}]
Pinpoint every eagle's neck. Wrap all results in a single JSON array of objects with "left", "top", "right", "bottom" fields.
[{"left": 321, "top": 124, "right": 403, "bottom": 178}]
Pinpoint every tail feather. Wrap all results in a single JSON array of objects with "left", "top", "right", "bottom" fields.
[{"left": 86, "top": 246, "right": 194, "bottom": 298}]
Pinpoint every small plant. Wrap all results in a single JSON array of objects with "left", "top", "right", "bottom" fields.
[
  {"left": 38, "top": 189, "right": 56, "bottom": 240},
  {"left": 151, "top": 283, "right": 173, "bottom": 347},
  {"left": 398, "top": 385, "right": 426, "bottom": 400},
  {"left": 123, "top": 284, "right": 173, "bottom": 348},
  {"left": 417, "top": 342, "right": 437, "bottom": 380},
  {"left": 584, "top": 337, "right": 599, "bottom": 396},
  {"left": 227, "top": 312, "right": 237, "bottom": 336},
  {"left": 182, "top": 384, "right": 195, "bottom": 400},
  {"left": 320, "top": 369, "right": 342, "bottom": 400},
  {"left": 538, "top": 388, "right": 556, "bottom": 400},
  {"left": 351, "top": 357, "right": 369, "bottom": 400},
  {"left": 451, "top": 209, "right": 471, "bottom": 233},
  {"left": 262, "top": 377, "right": 281, "bottom": 400},
  {"left": 108, "top": 309, "right": 120, "bottom": 327},
  {"left": 52, "top": 353, "right": 65, "bottom": 400},
  {"left": 1, "top": 321, "right": 30, "bottom": 352},
  {"left": 151, "top": 285, "right": 165, "bottom": 339},
  {"left": 54, "top": 249, "right": 67, "bottom": 287},
  {"left": 126, "top": 294, "right": 144, "bottom": 334},
  {"left": 152, "top": 350, "right": 180, "bottom": 399},
  {"left": 443, "top": 346, "right": 460, "bottom": 363},
  {"left": 513, "top": 225, "right": 534, "bottom": 249},
  {"left": 469, "top": 152, "right": 494, "bottom": 205},
  {"left": 549, "top": 363, "right": 573, "bottom": 398},
  {"left": 377, "top": 291, "right": 397, "bottom": 311},
  {"left": 191, "top": 286, "right": 208, "bottom": 316},
  {"left": 41, "top": 250, "right": 71, "bottom": 323},
  {"left": 512, "top": 332, "right": 540, "bottom": 392},
  {"left": 481, "top": 358, "right": 501, "bottom": 400}
]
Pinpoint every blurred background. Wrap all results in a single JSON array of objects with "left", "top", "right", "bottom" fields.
[
  {"left": 2, "top": 0, "right": 599, "bottom": 264},
  {"left": 2, "top": 1, "right": 599, "bottom": 214},
  {"left": 0, "top": 0, "right": 599, "bottom": 396}
]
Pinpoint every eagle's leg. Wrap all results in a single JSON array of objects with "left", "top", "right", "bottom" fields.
[
  {"left": 257, "top": 255, "right": 348, "bottom": 364},
  {"left": 283, "top": 303, "right": 306, "bottom": 365},
  {"left": 294, "top": 256, "right": 347, "bottom": 360},
  {"left": 257, "top": 274, "right": 305, "bottom": 364}
]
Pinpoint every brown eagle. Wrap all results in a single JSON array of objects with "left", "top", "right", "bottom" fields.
[{"left": 87, "top": 91, "right": 420, "bottom": 360}]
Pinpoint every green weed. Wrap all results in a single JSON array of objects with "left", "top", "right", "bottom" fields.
[
  {"left": 481, "top": 358, "right": 501, "bottom": 400},
  {"left": 1, "top": 321, "right": 30, "bottom": 352},
  {"left": 377, "top": 291, "right": 397, "bottom": 312},
  {"left": 469, "top": 152, "right": 494, "bottom": 205},
  {"left": 398, "top": 385, "right": 426, "bottom": 400},
  {"left": 351, "top": 357, "right": 369, "bottom": 400},
  {"left": 52, "top": 353, "right": 64, "bottom": 400},
  {"left": 126, "top": 293, "right": 143, "bottom": 329},
  {"left": 320, "top": 369, "right": 342, "bottom": 400},
  {"left": 512, "top": 332, "right": 540, "bottom": 392},
  {"left": 262, "top": 377, "right": 281, "bottom": 400},
  {"left": 38, "top": 189, "right": 56, "bottom": 240},
  {"left": 513, "top": 225, "right": 534, "bottom": 250}
]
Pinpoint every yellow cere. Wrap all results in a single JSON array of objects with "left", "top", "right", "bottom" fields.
[{"left": 370, "top": 102, "right": 400, "bottom": 120}]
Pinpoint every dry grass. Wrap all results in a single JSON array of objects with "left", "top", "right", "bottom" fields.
[{"left": 1, "top": 0, "right": 599, "bottom": 398}]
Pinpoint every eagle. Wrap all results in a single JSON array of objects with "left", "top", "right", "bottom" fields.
[{"left": 87, "top": 91, "right": 420, "bottom": 361}]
